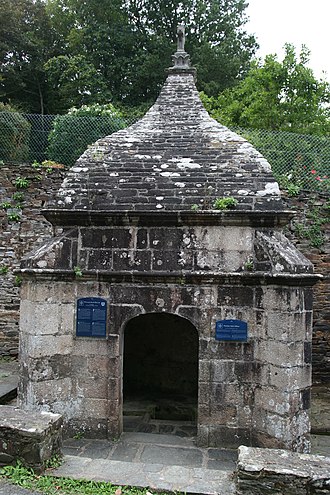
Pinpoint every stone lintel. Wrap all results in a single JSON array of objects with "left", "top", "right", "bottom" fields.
[
  {"left": 18, "top": 269, "right": 322, "bottom": 287},
  {"left": 43, "top": 209, "right": 295, "bottom": 228}
]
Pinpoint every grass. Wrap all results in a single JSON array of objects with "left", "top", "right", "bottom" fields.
[{"left": 0, "top": 462, "right": 181, "bottom": 495}]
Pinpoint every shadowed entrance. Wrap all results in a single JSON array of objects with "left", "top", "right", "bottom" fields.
[{"left": 123, "top": 313, "right": 198, "bottom": 436}]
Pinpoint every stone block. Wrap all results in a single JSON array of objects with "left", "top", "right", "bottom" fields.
[
  {"left": 196, "top": 424, "right": 209, "bottom": 447},
  {"left": 71, "top": 339, "right": 108, "bottom": 357},
  {"left": 29, "top": 378, "right": 76, "bottom": 413},
  {"left": 266, "top": 311, "right": 309, "bottom": 342},
  {"left": 223, "top": 250, "right": 248, "bottom": 271},
  {"left": 108, "top": 378, "right": 120, "bottom": 400},
  {"left": 254, "top": 387, "right": 300, "bottom": 416},
  {"left": 78, "top": 378, "right": 107, "bottom": 399},
  {"left": 82, "top": 398, "right": 109, "bottom": 419},
  {"left": 234, "top": 361, "right": 263, "bottom": 384},
  {"left": 59, "top": 303, "right": 75, "bottom": 334},
  {"left": 22, "top": 334, "right": 73, "bottom": 358},
  {"left": 0, "top": 406, "right": 62, "bottom": 473},
  {"left": 107, "top": 336, "right": 120, "bottom": 358},
  {"left": 193, "top": 226, "right": 253, "bottom": 251},
  {"left": 75, "top": 282, "right": 109, "bottom": 299},
  {"left": 109, "top": 304, "right": 144, "bottom": 331},
  {"left": 267, "top": 364, "right": 311, "bottom": 390},
  {"left": 176, "top": 305, "right": 204, "bottom": 329},
  {"left": 261, "top": 287, "right": 305, "bottom": 312},
  {"left": 198, "top": 359, "right": 210, "bottom": 382},
  {"left": 218, "top": 286, "right": 254, "bottom": 307},
  {"left": 87, "top": 356, "right": 109, "bottom": 378},
  {"left": 209, "top": 405, "right": 237, "bottom": 425},
  {"left": 67, "top": 418, "right": 108, "bottom": 439},
  {"left": 22, "top": 282, "right": 63, "bottom": 303},
  {"left": 210, "top": 361, "right": 236, "bottom": 384},
  {"left": 209, "top": 426, "right": 251, "bottom": 449},
  {"left": 237, "top": 446, "right": 330, "bottom": 495},
  {"left": 108, "top": 416, "right": 122, "bottom": 440},
  {"left": 20, "top": 301, "right": 60, "bottom": 335},
  {"left": 211, "top": 383, "right": 242, "bottom": 407},
  {"left": 26, "top": 355, "right": 72, "bottom": 382},
  {"left": 255, "top": 340, "right": 304, "bottom": 368},
  {"left": 149, "top": 227, "right": 182, "bottom": 249},
  {"left": 191, "top": 286, "right": 217, "bottom": 308},
  {"left": 197, "top": 381, "right": 209, "bottom": 405},
  {"left": 195, "top": 249, "right": 224, "bottom": 270},
  {"left": 253, "top": 409, "right": 310, "bottom": 452},
  {"left": 197, "top": 403, "right": 210, "bottom": 423},
  {"left": 81, "top": 227, "right": 133, "bottom": 249}
]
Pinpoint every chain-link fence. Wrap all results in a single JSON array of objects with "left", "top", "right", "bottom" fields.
[
  {"left": 234, "top": 127, "right": 330, "bottom": 193},
  {"left": 0, "top": 111, "right": 329, "bottom": 192}
]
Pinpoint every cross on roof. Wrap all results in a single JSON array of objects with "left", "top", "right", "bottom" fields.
[{"left": 177, "top": 24, "right": 185, "bottom": 51}]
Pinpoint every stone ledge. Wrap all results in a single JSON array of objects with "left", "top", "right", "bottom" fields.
[
  {"left": 18, "top": 269, "right": 322, "bottom": 287},
  {"left": 43, "top": 209, "right": 294, "bottom": 228},
  {"left": 0, "top": 406, "right": 62, "bottom": 473},
  {"left": 237, "top": 445, "right": 330, "bottom": 494}
]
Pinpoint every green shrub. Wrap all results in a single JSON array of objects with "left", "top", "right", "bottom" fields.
[
  {"left": 0, "top": 103, "right": 31, "bottom": 162},
  {"left": 47, "top": 103, "right": 126, "bottom": 167}
]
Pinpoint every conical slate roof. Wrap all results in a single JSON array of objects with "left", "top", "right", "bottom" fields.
[{"left": 51, "top": 40, "right": 283, "bottom": 216}]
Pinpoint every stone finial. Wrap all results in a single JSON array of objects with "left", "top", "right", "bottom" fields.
[{"left": 170, "top": 23, "right": 195, "bottom": 75}]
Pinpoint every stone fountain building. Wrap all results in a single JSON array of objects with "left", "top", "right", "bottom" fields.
[{"left": 18, "top": 31, "right": 319, "bottom": 452}]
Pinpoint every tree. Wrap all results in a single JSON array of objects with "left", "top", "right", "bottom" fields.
[
  {"left": 44, "top": 55, "right": 111, "bottom": 113},
  {"left": 202, "top": 44, "right": 330, "bottom": 135},
  {"left": 43, "top": 0, "right": 257, "bottom": 109},
  {"left": 47, "top": 103, "right": 126, "bottom": 166},
  {"left": 124, "top": 0, "right": 258, "bottom": 97},
  {"left": 0, "top": 102, "right": 31, "bottom": 162},
  {"left": 1, "top": 0, "right": 258, "bottom": 112},
  {"left": 0, "top": 0, "right": 63, "bottom": 114}
]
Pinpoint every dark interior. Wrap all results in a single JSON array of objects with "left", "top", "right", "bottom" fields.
[{"left": 123, "top": 313, "right": 198, "bottom": 430}]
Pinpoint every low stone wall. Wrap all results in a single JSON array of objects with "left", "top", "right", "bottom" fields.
[
  {"left": 0, "top": 405, "right": 62, "bottom": 473},
  {"left": 0, "top": 164, "right": 65, "bottom": 355},
  {"left": 237, "top": 445, "right": 330, "bottom": 494}
]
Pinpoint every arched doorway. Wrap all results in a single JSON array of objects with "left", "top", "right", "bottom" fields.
[{"left": 123, "top": 313, "right": 198, "bottom": 436}]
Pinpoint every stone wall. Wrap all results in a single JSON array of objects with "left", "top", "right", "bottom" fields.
[
  {"left": 0, "top": 164, "right": 65, "bottom": 355},
  {"left": 0, "top": 165, "right": 329, "bottom": 385},
  {"left": 283, "top": 192, "right": 330, "bottom": 383},
  {"left": 18, "top": 274, "right": 313, "bottom": 450}
]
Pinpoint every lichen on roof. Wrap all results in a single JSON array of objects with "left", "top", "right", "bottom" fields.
[{"left": 53, "top": 28, "right": 283, "bottom": 214}]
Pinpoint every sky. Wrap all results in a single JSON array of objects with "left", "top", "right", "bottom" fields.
[{"left": 245, "top": 0, "right": 330, "bottom": 81}]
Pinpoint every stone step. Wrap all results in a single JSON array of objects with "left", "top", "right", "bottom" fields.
[{"left": 52, "top": 455, "right": 236, "bottom": 494}]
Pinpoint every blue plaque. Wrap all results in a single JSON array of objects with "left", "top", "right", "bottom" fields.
[
  {"left": 215, "top": 319, "right": 248, "bottom": 342},
  {"left": 76, "top": 298, "right": 107, "bottom": 338}
]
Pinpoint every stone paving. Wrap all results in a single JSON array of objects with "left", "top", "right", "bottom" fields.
[
  {"left": 52, "top": 432, "right": 237, "bottom": 494},
  {"left": 0, "top": 359, "right": 18, "bottom": 405}
]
